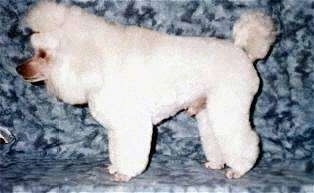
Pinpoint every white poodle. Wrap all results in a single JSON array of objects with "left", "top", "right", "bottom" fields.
[{"left": 16, "top": 1, "right": 276, "bottom": 181}]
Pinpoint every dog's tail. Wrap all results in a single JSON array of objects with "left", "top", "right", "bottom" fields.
[{"left": 232, "top": 12, "right": 276, "bottom": 61}]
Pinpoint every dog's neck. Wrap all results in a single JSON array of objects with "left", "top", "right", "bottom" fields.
[{"left": 45, "top": 62, "right": 102, "bottom": 105}]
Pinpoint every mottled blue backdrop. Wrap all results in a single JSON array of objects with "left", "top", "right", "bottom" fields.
[{"left": 0, "top": 0, "right": 313, "bottom": 192}]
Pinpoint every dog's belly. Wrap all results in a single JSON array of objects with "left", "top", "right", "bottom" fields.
[
  {"left": 151, "top": 99, "right": 202, "bottom": 124},
  {"left": 150, "top": 89, "right": 206, "bottom": 124},
  {"left": 151, "top": 102, "right": 186, "bottom": 124},
  {"left": 148, "top": 67, "right": 208, "bottom": 124}
]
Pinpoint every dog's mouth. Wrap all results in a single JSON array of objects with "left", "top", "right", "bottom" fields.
[
  {"left": 18, "top": 74, "right": 46, "bottom": 83},
  {"left": 24, "top": 76, "right": 46, "bottom": 83}
]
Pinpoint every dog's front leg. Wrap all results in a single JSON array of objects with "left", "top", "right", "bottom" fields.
[
  {"left": 89, "top": 96, "right": 153, "bottom": 181},
  {"left": 107, "top": 113, "right": 153, "bottom": 182}
]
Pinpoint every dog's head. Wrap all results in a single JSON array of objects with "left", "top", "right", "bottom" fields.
[
  {"left": 17, "top": 1, "right": 66, "bottom": 83},
  {"left": 16, "top": 31, "right": 100, "bottom": 105},
  {"left": 16, "top": 30, "right": 60, "bottom": 83},
  {"left": 16, "top": 1, "right": 103, "bottom": 105},
  {"left": 16, "top": 32, "right": 89, "bottom": 105}
]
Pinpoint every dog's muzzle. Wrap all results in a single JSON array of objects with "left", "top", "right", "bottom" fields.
[{"left": 16, "top": 57, "right": 46, "bottom": 82}]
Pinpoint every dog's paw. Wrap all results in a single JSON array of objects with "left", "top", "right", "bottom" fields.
[
  {"left": 225, "top": 169, "right": 243, "bottom": 179},
  {"left": 107, "top": 165, "right": 117, "bottom": 175},
  {"left": 204, "top": 161, "right": 225, "bottom": 170},
  {"left": 107, "top": 165, "right": 132, "bottom": 182},
  {"left": 113, "top": 173, "right": 132, "bottom": 182}
]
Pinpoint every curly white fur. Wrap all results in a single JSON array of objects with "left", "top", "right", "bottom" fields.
[
  {"left": 233, "top": 11, "right": 276, "bottom": 61},
  {"left": 20, "top": 1, "right": 276, "bottom": 181}
]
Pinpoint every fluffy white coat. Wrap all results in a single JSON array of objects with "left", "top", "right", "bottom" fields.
[{"left": 18, "top": 1, "right": 276, "bottom": 181}]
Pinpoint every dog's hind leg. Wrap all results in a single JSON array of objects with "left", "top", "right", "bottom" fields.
[{"left": 206, "top": 85, "right": 259, "bottom": 179}]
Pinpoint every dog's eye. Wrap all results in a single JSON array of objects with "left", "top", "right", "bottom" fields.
[
  {"left": 38, "top": 49, "right": 47, "bottom": 59},
  {"left": 24, "top": 27, "right": 39, "bottom": 37}
]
